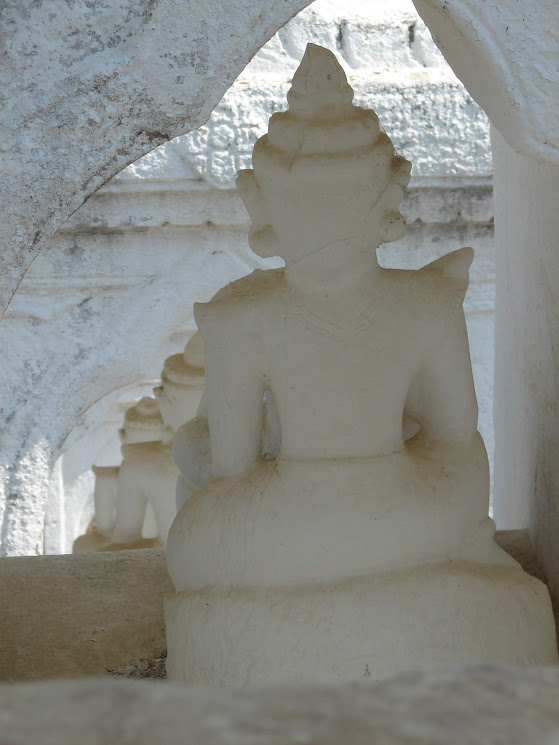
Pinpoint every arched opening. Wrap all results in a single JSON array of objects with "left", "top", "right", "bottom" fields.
[
  {"left": 2, "top": 0, "right": 559, "bottom": 693},
  {"left": 1, "top": 0, "right": 500, "bottom": 557}
]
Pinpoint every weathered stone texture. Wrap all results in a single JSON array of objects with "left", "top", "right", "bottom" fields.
[
  {"left": 414, "top": 0, "right": 559, "bottom": 164},
  {"left": 2, "top": 668, "right": 559, "bottom": 744},
  {"left": 0, "top": 0, "right": 309, "bottom": 317},
  {"left": 0, "top": 533, "right": 549, "bottom": 684},
  {"left": 0, "top": 549, "right": 170, "bottom": 681}
]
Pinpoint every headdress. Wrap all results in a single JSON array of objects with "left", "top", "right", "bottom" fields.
[{"left": 237, "top": 43, "right": 411, "bottom": 258}]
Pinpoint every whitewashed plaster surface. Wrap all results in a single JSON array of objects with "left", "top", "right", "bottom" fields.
[
  {"left": 1, "top": 0, "right": 556, "bottom": 332},
  {"left": 3, "top": 668, "right": 559, "bottom": 744},
  {"left": 0, "top": 0, "right": 496, "bottom": 556},
  {"left": 0, "top": 0, "right": 310, "bottom": 321},
  {"left": 413, "top": 0, "right": 559, "bottom": 166},
  {"left": 491, "top": 129, "right": 559, "bottom": 614}
]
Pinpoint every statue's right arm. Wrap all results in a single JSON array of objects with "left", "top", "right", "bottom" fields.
[{"left": 196, "top": 304, "right": 265, "bottom": 479}]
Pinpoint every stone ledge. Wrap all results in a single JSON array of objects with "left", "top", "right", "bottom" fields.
[
  {"left": 0, "top": 530, "right": 553, "bottom": 684},
  {"left": 55, "top": 185, "right": 494, "bottom": 235},
  {"left": 2, "top": 667, "right": 559, "bottom": 744},
  {"left": 0, "top": 549, "right": 170, "bottom": 682}
]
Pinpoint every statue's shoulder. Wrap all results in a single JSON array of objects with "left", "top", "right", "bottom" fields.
[
  {"left": 417, "top": 246, "right": 473, "bottom": 303},
  {"left": 194, "top": 268, "right": 285, "bottom": 326}
]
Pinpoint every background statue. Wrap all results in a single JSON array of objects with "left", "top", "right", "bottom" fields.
[
  {"left": 109, "top": 333, "right": 205, "bottom": 547},
  {"left": 74, "top": 333, "right": 205, "bottom": 552}
]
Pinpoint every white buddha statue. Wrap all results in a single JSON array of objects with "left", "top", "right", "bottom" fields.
[
  {"left": 109, "top": 333, "right": 205, "bottom": 547},
  {"left": 72, "top": 397, "right": 164, "bottom": 553},
  {"left": 118, "top": 396, "right": 166, "bottom": 446},
  {"left": 165, "top": 44, "right": 557, "bottom": 685}
]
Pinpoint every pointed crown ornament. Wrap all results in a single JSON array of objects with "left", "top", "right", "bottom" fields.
[{"left": 236, "top": 43, "right": 411, "bottom": 260}]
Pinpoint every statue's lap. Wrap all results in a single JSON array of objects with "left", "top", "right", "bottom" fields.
[
  {"left": 165, "top": 559, "right": 557, "bottom": 686},
  {"left": 167, "top": 432, "right": 511, "bottom": 592}
]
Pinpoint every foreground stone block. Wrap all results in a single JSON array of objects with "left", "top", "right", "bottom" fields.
[
  {"left": 2, "top": 667, "right": 559, "bottom": 744},
  {"left": 0, "top": 550, "right": 170, "bottom": 682}
]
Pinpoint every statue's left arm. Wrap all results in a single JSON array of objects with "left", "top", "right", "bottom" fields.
[
  {"left": 405, "top": 248, "right": 478, "bottom": 444},
  {"left": 407, "top": 310, "right": 478, "bottom": 443}
]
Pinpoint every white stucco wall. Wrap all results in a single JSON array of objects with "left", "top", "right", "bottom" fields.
[
  {"left": 2, "top": 0, "right": 496, "bottom": 555},
  {"left": 492, "top": 127, "right": 559, "bottom": 609}
]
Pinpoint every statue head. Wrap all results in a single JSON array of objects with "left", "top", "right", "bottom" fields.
[
  {"left": 237, "top": 43, "right": 411, "bottom": 264},
  {"left": 153, "top": 333, "right": 205, "bottom": 433},
  {"left": 119, "top": 396, "right": 165, "bottom": 445}
]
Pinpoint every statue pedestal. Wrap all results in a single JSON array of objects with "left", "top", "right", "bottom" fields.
[{"left": 165, "top": 560, "right": 557, "bottom": 685}]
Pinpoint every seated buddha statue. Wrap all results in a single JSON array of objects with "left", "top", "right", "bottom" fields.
[
  {"left": 109, "top": 333, "right": 205, "bottom": 547},
  {"left": 165, "top": 44, "right": 558, "bottom": 685},
  {"left": 72, "top": 397, "right": 164, "bottom": 553}
]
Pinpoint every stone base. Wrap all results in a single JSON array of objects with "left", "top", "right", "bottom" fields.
[
  {"left": 72, "top": 524, "right": 164, "bottom": 554},
  {"left": 5, "top": 668, "right": 559, "bottom": 744},
  {"left": 97, "top": 537, "right": 164, "bottom": 552},
  {"left": 165, "top": 560, "right": 558, "bottom": 685},
  {"left": 72, "top": 524, "right": 111, "bottom": 553},
  {"left": 5, "top": 668, "right": 559, "bottom": 745},
  {"left": 0, "top": 550, "right": 171, "bottom": 681}
]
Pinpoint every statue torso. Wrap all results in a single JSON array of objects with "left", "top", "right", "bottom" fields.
[{"left": 198, "top": 263, "right": 466, "bottom": 460}]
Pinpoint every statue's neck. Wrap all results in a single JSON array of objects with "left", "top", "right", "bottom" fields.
[{"left": 284, "top": 238, "right": 380, "bottom": 296}]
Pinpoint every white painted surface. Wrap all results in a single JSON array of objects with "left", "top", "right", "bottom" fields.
[
  {"left": 4, "top": 668, "right": 559, "bottom": 744},
  {"left": 165, "top": 46, "right": 556, "bottom": 685},
  {"left": 492, "top": 128, "right": 559, "bottom": 611},
  {"left": 1, "top": 0, "right": 496, "bottom": 555},
  {"left": 44, "top": 382, "right": 158, "bottom": 554},
  {"left": 413, "top": 0, "right": 559, "bottom": 165}
]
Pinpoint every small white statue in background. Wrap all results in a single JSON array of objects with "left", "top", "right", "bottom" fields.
[
  {"left": 71, "top": 464, "right": 121, "bottom": 552},
  {"left": 74, "top": 334, "right": 206, "bottom": 552},
  {"left": 165, "top": 44, "right": 557, "bottom": 685},
  {"left": 108, "top": 395, "right": 168, "bottom": 547},
  {"left": 73, "top": 397, "right": 164, "bottom": 553},
  {"left": 110, "top": 333, "right": 205, "bottom": 547}
]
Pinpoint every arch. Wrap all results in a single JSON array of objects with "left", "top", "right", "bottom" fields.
[
  {"left": 0, "top": 215, "right": 261, "bottom": 554},
  {"left": 44, "top": 381, "right": 158, "bottom": 555},
  {"left": 413, "top": 0, "right": 559, "bottom": 165},
  {"left": 0, "top": 0, "right": 311, "bottom": 321},
  {"left": 2, "top": 0, "right": 558, "bottom": 323}
]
